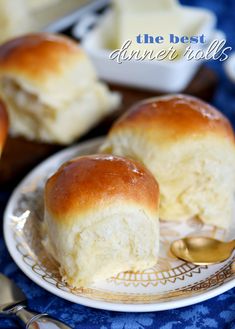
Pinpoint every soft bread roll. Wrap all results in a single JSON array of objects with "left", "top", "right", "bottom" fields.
[
  {"left": 101, "top": 95, "right": 235, "bottom": 229},
  {"left": 0, "top": 99, "right": 8, "bottom": 156},
  {"left": 43, "top": 155, "right": 159, "bottom": 287},
  {"left": 0, "top": 33, "right": 119, "bottom": 144}
]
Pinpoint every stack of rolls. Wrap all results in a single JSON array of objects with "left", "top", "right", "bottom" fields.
[{"left": 42, "top": 94, "right": 235, "bottom": 288}]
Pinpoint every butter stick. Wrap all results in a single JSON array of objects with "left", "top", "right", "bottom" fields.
[
  {"left": 114, "top": 0, "right": 179, "bottom": 12},
  {"left": 118, "top": 11, "right": 184, "bottom": 58}
]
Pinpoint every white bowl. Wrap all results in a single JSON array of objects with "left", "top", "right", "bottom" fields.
[{"left": 74, "top": 6, "right": 219, "bottom": 92}]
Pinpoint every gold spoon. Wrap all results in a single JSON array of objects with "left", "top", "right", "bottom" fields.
[{"left": 170, "top": 236, "right": 235, "bottom": 265}]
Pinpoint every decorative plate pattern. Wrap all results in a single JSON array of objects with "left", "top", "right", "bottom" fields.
[{"left": 4, "top": 138, "right": 235, "bottom": 312}]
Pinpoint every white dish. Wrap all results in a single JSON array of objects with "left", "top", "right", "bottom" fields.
[
  {"left": 4, "top": 138, "right": 235, "bottom": 312},
  {"left": 43, "top": 0, "right": 109, "bottom": 33},
  {"left": 76, "top": 7, "right": 218, "bottom": 92}
]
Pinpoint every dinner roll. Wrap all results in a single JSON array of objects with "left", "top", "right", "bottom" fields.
[
  {"left": 0, "top": 33, "right": 119, "bottom": 144},
  {"left": 0, "top": 99, "right": 8, "bottom": 156},
  {"left": 101, "top": 94, "right": 235, "bottom": 229},
  {"left": 43, "top": 155, "right": 159, "bottom": 287}
]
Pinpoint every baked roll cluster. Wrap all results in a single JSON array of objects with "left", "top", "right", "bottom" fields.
[
  {"left": 101, "top": 95, "right": 235, "bottom": 229},
  {"left": 42, "top": 94, "right": 235, "bottom": 288},
  {"left": 0, "top": 99, "right": 8, "bottom": 157},
  {"left": 43, "top": 155, "right": 159, "bottom": 287},
  {"left": 0, "top": 33, "right": 119, "bottom": 144}
]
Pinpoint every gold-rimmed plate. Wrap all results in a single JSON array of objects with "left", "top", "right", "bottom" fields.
[{"left": 3, "top": 138, "right": 235, "bottom": 312}]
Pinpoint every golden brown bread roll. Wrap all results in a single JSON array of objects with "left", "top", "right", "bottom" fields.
[
  {"left": 101, "top": 94, "right": 235, "bottom": 229},
  {"left": 0, "top": 33, "right": 119, "bottom": 144},
  {"left": 43, "top": 154, "right": 159, "bottom": 287},
  {"left": 0, "top": 99, "right": 8, "bottom": 156}
]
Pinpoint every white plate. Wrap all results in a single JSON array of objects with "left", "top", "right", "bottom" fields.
[{"left": 4, "top": 138, "right": 235, "bottom": 312}]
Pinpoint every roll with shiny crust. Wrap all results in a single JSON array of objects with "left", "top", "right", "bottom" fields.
[
  {"left": 101, "top": 94, "right": 235, "bottom": 229},
  {"left": 43, "top": 155, "right": 159, "bottom": 287},
  {"left": 0, "top": 100, "right": 8, "bottom": 156},
  {"left": 0, "top": 33, "right": 119, "bottom": 144}
]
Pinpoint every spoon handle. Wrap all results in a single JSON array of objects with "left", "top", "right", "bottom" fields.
[{"left": 14, "top": 305, "right": 72, "bottom": 329}]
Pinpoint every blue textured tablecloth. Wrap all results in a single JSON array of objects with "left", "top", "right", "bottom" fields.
[{"left": 1, "top": 0, "right": 235, "bottom": 328}]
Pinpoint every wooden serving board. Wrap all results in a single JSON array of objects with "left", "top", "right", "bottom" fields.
[{"left": 0, "top": 66, "right": 218, "bottom": 187}]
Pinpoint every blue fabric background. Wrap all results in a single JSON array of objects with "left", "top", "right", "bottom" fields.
[{"left": 1, "top": 0, "right": 235, "bottom": 328}]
